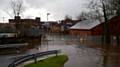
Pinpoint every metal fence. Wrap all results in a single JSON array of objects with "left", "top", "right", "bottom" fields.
[{"left": 8, "top": 50, "right": 60, "bottom": 67}]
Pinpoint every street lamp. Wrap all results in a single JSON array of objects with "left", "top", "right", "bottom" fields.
[
  {"left": 46, "top": 13, "right": 50, "bottom": 33},
  {"left": 47, "top": 13, "right": 50, "bottom": 21},
  {"left": 46, "top": 13, "right": 50, "bottom": 51}
]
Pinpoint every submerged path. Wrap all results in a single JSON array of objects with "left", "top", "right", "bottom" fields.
[
  {"left": 43, "top": 35, "right": 102, "bottom": 67},
  {"left": 0, "top": 34, "right": 120, "bottom": 67}
]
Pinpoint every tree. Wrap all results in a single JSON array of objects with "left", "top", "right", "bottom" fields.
[
  {"left": 88, "top": 0, "right": 103, "bottom": 18},
  {"left": 77, "top": 12, "right": 88, "bottom": 20},
  {"left": 64, "top": 15, "right": 72, "bottom": 21},
  {"left": 4, "top": 0, "right": 25, "bottom": 18},
  {"left": 11, "top": 0, "right": 25, "bottom": 16},
  {"left": 100, "top": 0, "right": 120, "bottom": 44},
  {"left": 77, "top": 11, "right": 102, "bottom": 21},
  {"left": 110, "top": 0, "right": 120, "bottom": 45},
  {"left": 88, "top": 0, "right": 111, "bottom": 43},
  {"left": 3, "top": 0, "right": 25, "bottom": 37},
  {"left": 101, "top": 0, "right": 111, "bottom": 43},
  {"left": 110, "top": 0, "right": 120, "bottom": 16}
]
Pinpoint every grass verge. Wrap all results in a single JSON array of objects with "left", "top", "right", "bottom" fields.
[{"left": 24, "top": 55, "right": 68, "bottom": 67}]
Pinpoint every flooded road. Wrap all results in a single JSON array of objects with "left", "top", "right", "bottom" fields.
[
  {"left": 0, "top": 34, "right": 120, "bottom": 67},
  {"left": 40, "top": 35, "right": 102, "bottom": 67}
]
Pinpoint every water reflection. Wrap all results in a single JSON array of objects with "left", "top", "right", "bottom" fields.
[
  {"left": 40, "top": 34, "right": 120, "bottom": 67},
  {"left": 0, "top": 34, "right": 120, "bottom": 67},
  {"left": 78, "top": 36, "right": 120, "bottom": 67},
  {"left": 101, "top": 45, "right": 120, "bottom": 67}
]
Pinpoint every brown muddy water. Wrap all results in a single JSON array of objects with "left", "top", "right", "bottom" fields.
[{"left": 0, "top": 34, "right": 120, "bottom": 67}]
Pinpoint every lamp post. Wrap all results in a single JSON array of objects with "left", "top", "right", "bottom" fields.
[
  {"left": 46, "top": 13, "right": 50, "bottom": 51},
  {"left": 46, "top": 13, "right": 50, "bottom": 34},
  {"left": 47, "top": 13, "right": 50, "bottom": 21}
]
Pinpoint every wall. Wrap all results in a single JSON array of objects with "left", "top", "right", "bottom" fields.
[{"left": 69, "top": 29, "right": 91, "bottom": 36}]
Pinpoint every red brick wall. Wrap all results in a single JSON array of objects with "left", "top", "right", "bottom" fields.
[
  {"left": 109, "top": 16, "right": 120, "bottom": 35},
  {"left": 69, "top": 29, "right": 91, "bottom": 36},
  {"left": 69, "top": 16, "right": 120, "bottom": 36},
  {"left": 92, "top": 16, "right": 120, "bottom": 36},
  {"left": 91, "top": 23, "right": 103, "bottom": 36}
]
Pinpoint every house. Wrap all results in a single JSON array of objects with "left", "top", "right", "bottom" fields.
[
  {"left": 0, "top": 23, "right": 17, "bottom": 37},
  {"left": 70, "top": 19, "right": 101, "bottom": 36},
  {"left": 69, "top": 16, "right": 120, "bottom": 37},
  {"left": 60, "top": 18, "right": 80, "bottom": 33},
  {"left": 50, "top": 22, "right": 61, "bottom": 33},
  {"left": 9, "top": 16, "right": 41, "bottom": 29},
  {"left": 8, "top": 16, "right": 42, "bottom": 37},
  {"left": 0, "top": 23, "right": 15, "bottom": 29},
  {"left": 40, "top": 21, "right": 60, "bottom": 33}
]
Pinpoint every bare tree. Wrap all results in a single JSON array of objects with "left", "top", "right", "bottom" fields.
[
  {"left": 88, "top": 0, "right": 111, "bottom": 43},
  {"left": 11, "top": 0, "right": 25, "bottom": 16},
  {"left": 4, "top": 0, "right": 25, "bottom": 18},
  {"left": 77, "top": 11, "right": 102, "bottom": 21},
  {"left": 64, "top": 15, "right": 72, "bottom": 21},
  {"left": 110, "top": 0, "right": 120, "bottom": 45},
  {"left": 88, "top": 0, "right": 120, "bottom": 44},
  {"left": 77, "top": 12, "right": 88, "bottom": 20},
  {"left": 88, "top": 0, "right": 103, "bottom": 18},
  {"left": 101, "top": 0, "right": 111, "bottom": 44},
  {"left": 110, "top": 0, "right": 120, "bottom": 16},
  {"left": 3, "top": 0, "right": 25, "bottom": 36}
]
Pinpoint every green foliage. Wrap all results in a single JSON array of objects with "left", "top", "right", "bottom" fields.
[{"left": 24, "top": 55, "right": 68, "bottom": 67}]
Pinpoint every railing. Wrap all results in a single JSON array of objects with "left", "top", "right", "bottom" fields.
[{"left": 8, "top": 50, "right": 61, "bottom": 67}]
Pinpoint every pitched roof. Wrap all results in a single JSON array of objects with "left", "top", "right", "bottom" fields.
[{"left": 70, "top": 19, "right": 101, "bottom": 30}]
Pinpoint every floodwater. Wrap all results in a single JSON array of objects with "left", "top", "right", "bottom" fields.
[{"left": 0, "top": 34, "right": 120, "bottom": 67}]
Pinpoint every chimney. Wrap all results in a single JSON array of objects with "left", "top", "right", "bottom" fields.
[
  {"left": 14, "top": 16, "right": 21, "bottom": 23},
  {"left": 35, "top": 17, "right": 41, "bottom": 22},
  {"left": 14, "top": 16, "right": 21, "bottom": 20}
]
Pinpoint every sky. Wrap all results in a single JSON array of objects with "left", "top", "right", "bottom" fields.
[{"left": 0, "top": 0, "right": 90, "bottom": 22}]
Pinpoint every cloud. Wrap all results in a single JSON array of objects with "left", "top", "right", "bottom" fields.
[
  {"left": 0, "top": 0, "right": 90, "bottom": 22},
  {"left": 23, "top": 8, "right": 56, "bottom": 21},
  {"left": 24, "top": 0, "right": 89, "bottom": 20},
  {"left": 0, "top": 0, "right": 9, "bottom": 9}
]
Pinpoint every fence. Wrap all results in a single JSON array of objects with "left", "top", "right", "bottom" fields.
[{"left": 8, "top": 50, "right": 60, "bottom": 67}]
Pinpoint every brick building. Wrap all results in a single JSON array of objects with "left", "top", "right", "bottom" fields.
[
  {"left": 8, "top": 16, "right": 41, "bottom": 37},
  {"left": 69, "top": 16, "right": 120, "bottom": 36}
]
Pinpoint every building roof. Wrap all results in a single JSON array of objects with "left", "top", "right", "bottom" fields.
[{"left": 70, "top": 19, "right": 101, "bottom": 30}]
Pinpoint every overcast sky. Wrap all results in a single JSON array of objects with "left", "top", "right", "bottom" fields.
[{"left": 0, "top": 0, "right": 90, "bottom": 22}]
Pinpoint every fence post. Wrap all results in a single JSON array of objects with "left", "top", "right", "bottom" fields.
[
  {"left": 9, "top": 63, "right": 15, "bottom": 67},
  {"left": 8, "top": 50, "right": 60, "bottom": 67},
  {"left": 33, "top": 54, "right": 37, "bottom": 63},
  {"left": 56, "top": 50, "right": 58, "bottom": 56},
  {"left": 13, "top": 63, "right": 15, "bottom": 67}
]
